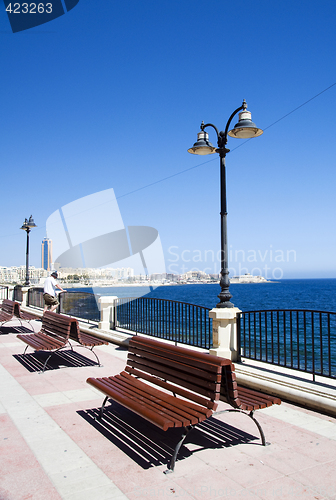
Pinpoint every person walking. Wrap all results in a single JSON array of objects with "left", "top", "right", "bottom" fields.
[{"left": 43, "top": 271, "right": 65, "bottom": 313}]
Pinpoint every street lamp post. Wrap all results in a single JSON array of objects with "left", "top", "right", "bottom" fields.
[
  {"left": 20, "top": 215, "right": 37, "bottom": 286},
  {"left": 188, "top": 100, "right": 263, "bottom": 308}
]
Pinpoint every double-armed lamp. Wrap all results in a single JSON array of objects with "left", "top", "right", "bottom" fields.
[
  {"left": 20, "top": 215, "right": 37, "bottom": 286},
  {"left": 188, "top": 100, "right": 263, "bottom": 308}
]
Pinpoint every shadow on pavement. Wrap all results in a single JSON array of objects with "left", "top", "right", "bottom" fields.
[
  {"left": 0, "top": 325, "right": 34, "bottom": 334},
  {"left": 78, "top": 401, "right": 257, "bottom": 470},
  {"left": 13, "top": 349, "right": 99, "bottom": 372}
]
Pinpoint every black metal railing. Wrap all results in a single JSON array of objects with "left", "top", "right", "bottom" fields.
[
  {"left": 238, "top": 309, "right": 336, "bottom": 379},
  {"left": 27, "top": 288, "right": 100, "bottom": 322},
  {"left": 59, "top": 291, "right": 99, "bottom": 322},
  {"left": 0, "top": 286, "right": 9, "bottom": 300},
  {"left": 27, "top": 287, "right": 44, "bottom": 308},
  {"left": 115, "top": 297, "right": 212, "bottom": 349},
  {"left": 13, "top": 285, "right": 23, "bottom": 302}
]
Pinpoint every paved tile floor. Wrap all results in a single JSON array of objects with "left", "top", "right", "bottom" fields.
[{"left": 1, "top": 319, "right": 336, "bottom": 500}]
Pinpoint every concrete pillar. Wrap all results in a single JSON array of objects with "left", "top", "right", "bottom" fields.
[
  {"left": 7, "top": 286, "right": 15, "bottom": 301},
  {"left": 21, "top": 287, "right": 30, "bottom": 307},
  {"left": 98, "top": 296, "right": 118, "bottom": 331},
  {"left": 209, "top": 307, "right": 241, "bottom": 361}
]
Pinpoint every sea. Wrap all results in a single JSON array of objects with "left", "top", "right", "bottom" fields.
[
  {"left": 63, "top": 280, "right": 336, "bottom": 376},
  {"left": 68, "top": 279, "right": 336, "bottom": 312}
]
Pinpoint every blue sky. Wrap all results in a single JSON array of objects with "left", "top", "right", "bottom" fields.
[{"left": 0, "top": 0, "right": 335, "bottom": 279}]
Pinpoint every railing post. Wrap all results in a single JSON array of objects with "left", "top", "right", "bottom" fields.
[
  {"left": 209, "top": 307, "right": 241, "bottom": 361},
  {"left": 98, "top": 296, "right": 118, "bottom": 331}
]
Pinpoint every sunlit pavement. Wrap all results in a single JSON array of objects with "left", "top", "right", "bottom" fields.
[{"left": 1, "top": 319, "right": 336, "bottom": 500}]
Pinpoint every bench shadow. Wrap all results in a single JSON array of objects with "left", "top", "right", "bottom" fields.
[
  {"left": 0, "top": 325, "right": 33, "bottom": 334},
  {"left": 13, "top": 350, "right": 99, "bottom": 372},
  {"left": 77, "top": 402, "right": 257, "bottom": 470}
]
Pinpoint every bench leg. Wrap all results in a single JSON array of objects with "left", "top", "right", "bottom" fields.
[
  {"left": 248, "top": 410, "right": 269, "bottom": 446},
  {"left": 68, "top": 342, "right": 101, "bottom": 366},
  {"left": 164, "top": 425, "right": 194, "bottom": 474},
  {"left": 42, "top": 352, "right": 56, "bottom": 373},
  {"left": 214, "top": 409, "right": 270, "bottom": 446},
  {"left": 66, "top": 341, "right": 74, "bottom": 351},
  {"left": 17, "top": 318, "right": 35, "bottom": 332},
  {"left": 41, "top": 346, "right": 69, "bottom": 373},
  {"left": 95, "top": 402, "right": 195, "bottom": 473},
  {"left": 96, "top": 396, "right": 109, "bottom": 421},
  {"left": 26, "top": 320, "right": 36, "bottom": 333},
  {"left": 88, "top": 346, "right": 101, "bottom": 366}
]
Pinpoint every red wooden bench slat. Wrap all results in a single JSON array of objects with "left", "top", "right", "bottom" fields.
[
  {"left": 130, "top": 336, "right": 229, "bottom": 371},
  {"left": 126, "top": 359, "right": 221, "bottom": 401},
  {"left": 127, "top": 352, "right": 221, "bottom": 391},
  {"left": 114, "top": 372, "right": 211, "bottom": 420},
  {"left": 237, "top": 386, "right": 282, "bottom": 405},
  {"left": 75, "top": 331, "right": 108, "bottom": 347},
  {"left": 124, "top": 365, "right": 217, "bottom": 410},
  {"left": 128, "top": 348, "right": 222, "bottom": 382},
  {"left": 87, "top": 336, "right": 228, "bottom": 432},
  {"left": 87, "top": 377, "right": 176, "bottom": 431},
  {"left": 219, "top": 361, "right": 281, "bottom": 411},
  {"left": 67, "top": 318, "right": 108, "bottom": 348},
  {"left": 0, "top": 299, "right": 15, "bottom": 323},
  {"left": 17, "top": 332, "right": 64, "bottom": 351},
  {"left": 98, "top": 374, "right": 201, "bottom": 426},
  {"left": 17, "top": 311, "right": 72, "bottom": 353},
  {"left": 13, "top": 302, "right": 40, "bottom": 321}
]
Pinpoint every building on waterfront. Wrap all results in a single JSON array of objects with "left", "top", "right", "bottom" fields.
[
  {"left": 52, "top": 267, "right": 135, "bottom": 284},
  {"left": 41, "top": 238, "right": 52, "bottom": 271},
  {"left": 230, "top": 273, "right": 269, "bottom": 283},
  {"left": 0, "top": 265, "right": 269, "bottom": 286},
  {"left": 149, "top": 273, "right": 179, "bottom": 282},
  {"left": 0, "top": 266, "right": 47, "bottom": 284}
]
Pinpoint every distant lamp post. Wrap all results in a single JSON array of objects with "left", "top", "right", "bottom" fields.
[
  {"left": 188, "top": 100, "right": 263, "bottom": 308},
  {"left": 20, "top": 215, "right": 37, "bottom": 286}
]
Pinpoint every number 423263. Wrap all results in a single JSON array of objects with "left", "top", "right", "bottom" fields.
[{"left": 6, "top": 3, "right": 53, "bottom": 13}]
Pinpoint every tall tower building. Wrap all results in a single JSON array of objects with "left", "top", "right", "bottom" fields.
[{"left": 41, "top": 238, "right": 52, "bottom": 271}]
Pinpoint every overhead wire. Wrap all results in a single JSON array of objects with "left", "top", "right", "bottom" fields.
[
  {"left": 1, "top": 82, "right": 335, "bottom": 239},
  {"left": 116, "top": 82, "right": 336, "bottom": 200}
]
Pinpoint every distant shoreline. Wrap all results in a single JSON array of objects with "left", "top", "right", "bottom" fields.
[{"left": 64, "top": 280, "right": 277, "bottom": 288}]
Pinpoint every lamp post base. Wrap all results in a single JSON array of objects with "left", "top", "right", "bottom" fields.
[
  {"left": 216, "top": 287, "right": 234, "bottom": 308},
  {"left": 216, "top": 299, "right": 235, "bottom": 308}
]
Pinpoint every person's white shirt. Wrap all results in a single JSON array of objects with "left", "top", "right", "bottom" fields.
[{"left": 44, "top": 276, "right": 58, "bottom": 297}]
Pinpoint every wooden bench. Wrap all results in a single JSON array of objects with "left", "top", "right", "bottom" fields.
[
  {"left": 17, "top": 311, "right": 108, "bottom": 371},
  {"left": 0, "top": 299, "right": 16, "bottom": 325},
  {"left": 87, "top": 335, "right": 229, "bottom": 473},
  {"left": 17, "top": 311, "right": 74, "bottom": 372},
  {"left": 67, "top": 318, "right": 108, "bottom": 365},
  {"left": 14, "top": 301, "right": 40, "bottom": 323},
  {"left": 0, "top": 299, "right": 39, "bottom": 331},
  {"left": 216, "top": 361, "right": 281, "bottom": 445}
]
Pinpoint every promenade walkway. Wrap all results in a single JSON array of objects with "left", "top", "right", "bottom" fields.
[{"left": 1, "top": 318, "right": 336, "bottom": 500}]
